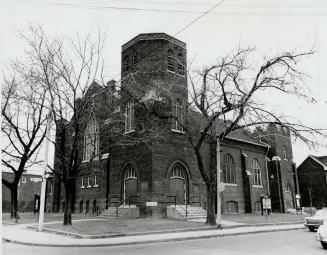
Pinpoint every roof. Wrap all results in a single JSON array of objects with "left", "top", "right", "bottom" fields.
[
  {"left": 122, "top": 33, "right": 186, "bottom": 51},
  {"left": 188, "top": 111, "right": 268, "bottom": 148},
  {"left": 310, "top": 155, "right": 327, "bottom": 170}
]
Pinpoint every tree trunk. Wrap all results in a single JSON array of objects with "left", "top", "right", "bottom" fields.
[
  {"left": 206, "top": 182, "right": 216, "bottom": 226},
  {"left": 10, "top": 184, "right": 19, "bottom": 220},
  {"left": 63, "top": 183, "right": 72, "bottom": 225}
]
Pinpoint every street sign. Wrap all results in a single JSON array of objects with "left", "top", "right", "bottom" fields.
[
  {"left": 146, "top": 202, "right": 158, "bottom": 207},
  {"left": 262, "top": 194, "right": 272, "bottom": 210},
  {"left": 218, "top": 182, "right": 225, "bottom": 192}
]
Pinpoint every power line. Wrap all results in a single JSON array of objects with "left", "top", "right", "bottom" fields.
[
  {"left": 174, "top": 0, "right": 225, "bottom": 36},
  {"left": 42, "top": 1, "right": 327, "bottom": 16}
]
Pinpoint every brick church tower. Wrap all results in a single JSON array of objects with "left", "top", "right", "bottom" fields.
[{"left": 262, "top": 124, "right": 297, "bottom": 213}]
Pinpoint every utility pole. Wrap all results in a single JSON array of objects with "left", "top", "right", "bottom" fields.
[
  {"left": 38, "top": 110, "right": 52, "bottom": 231},
  {"left": 216, "top": 139, "right": 222, "bottom": 228}
]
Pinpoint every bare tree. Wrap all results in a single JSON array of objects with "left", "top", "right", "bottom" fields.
[
  {"left": 1, "top": 61, "right": 48, "bottom": 219},
  {"left": 21, "top": 26, "right": 165, "bottom": 225},
  {"left": 127, "top": 47, "right": 326, "bottom": 226}
]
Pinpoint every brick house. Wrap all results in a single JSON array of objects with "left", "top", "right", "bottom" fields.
[
  {"left": 2, "top": 172, "right": 42, "bottom": 212},
  {"left": 297, "top": 155, "right": 327, "bottom": 208},
  {"left": 46, "top": 33, "right": 297, "bottom": 217}
]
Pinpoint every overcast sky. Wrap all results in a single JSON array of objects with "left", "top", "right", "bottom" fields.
[{"left": 1, "top": 0, "right": 327, "bottom": 173}]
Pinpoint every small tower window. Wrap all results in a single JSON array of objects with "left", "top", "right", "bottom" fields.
[
  {"left": 132, "top": 51, "right": 138, "bottom": 71},
  {"left": 125, "top": 101, "right": 135, "bottom": 133},
  {"left": 172, "top": 99, "right": 183, "bottom": 132},
  {"left": 124, "top": 55, "right": 130, "bottom": 72},
  {"left": 167, "top": 49, "right": 174, "bottom": 72},
  {"left": 283, "top": 146, "right": 287, "bottom": 160},
  {"left": 177, "top": 53, "right": 185, "bottom": 75}
]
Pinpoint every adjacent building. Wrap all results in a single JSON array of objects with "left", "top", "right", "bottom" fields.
[
  {"left": 297, "top": 155, "right": 327, "bottom": 209},
  {"left": 2, "top": 172, "right": 42, "bottom": 212}
]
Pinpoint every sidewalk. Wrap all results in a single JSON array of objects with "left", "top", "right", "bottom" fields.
[{"left": 2, "top": 221, "right": 305, "bottom": 247}]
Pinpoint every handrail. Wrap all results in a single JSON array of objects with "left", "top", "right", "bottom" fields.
[
  {"left": 166, "top": 195, "right": 188, "bottom": 220},
  {"left": 96, "top": 197, "right": 109, "bottom": 216},
  {"left": 128, "top": 195, "right": 140, "bottom": 207},
  {"left": 190, "top": 195, "right": 207, "bottom": 210}
]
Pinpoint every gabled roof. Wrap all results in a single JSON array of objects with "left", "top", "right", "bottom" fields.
[{"left": 307, "top": 155, "right": 327, "bottom": 170}]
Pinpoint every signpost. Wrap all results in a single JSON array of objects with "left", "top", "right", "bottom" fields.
[
  {"left": 261, "top": 194, "right": 272, "bottom": 217},
  {"left": 38, "top": 110, "right": 52, "bottom": 231}
]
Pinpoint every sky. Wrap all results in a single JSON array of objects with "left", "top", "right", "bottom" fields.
[{"left": 1, "top": 0, "right": 327, "bottom": 173}]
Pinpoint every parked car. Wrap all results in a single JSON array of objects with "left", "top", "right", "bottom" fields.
[
  {"left": 316, "top": 219, "right": 327, "bottom": 249},
  {"left": 304, "top": 209, "right": 327, "bottom": 232}
]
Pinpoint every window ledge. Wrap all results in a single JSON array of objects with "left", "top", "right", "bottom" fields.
[
  {"left": 81, "top": 186, "right": 85, "bottom": 189},
  {"left": 93, "top": 185, "right": 98, "bottom": 188},
  {"left": 171, "top": 129, "right": 185, "bottom": 134},
  {"left": 87, "top": 185, "right": 92, "bottom": 188},
  {"left": 82, "top": 160, "right": 89, "bottom": 164},
  {"left": 124, "top": 129, "right": 135, "bottom": 135},
  {"left": 167, "top": 69, "right": 175, "bottom": 74},
  {"left": 225, "top": 183, "right": 237, "bottom": 187},
  {"left": 177, "top": 73, "right": 185, "bottom": 77},
  {"left": 252, "top": 185, "right": 263, "bottom": 188}
]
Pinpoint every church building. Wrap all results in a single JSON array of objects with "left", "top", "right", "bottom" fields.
[{"left": 46, "top": 33, "right": 297, "bottom": 218}]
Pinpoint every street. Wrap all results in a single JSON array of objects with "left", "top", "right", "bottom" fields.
[{"left": 2, "top": 229, "right": 326, "bottom": 255}]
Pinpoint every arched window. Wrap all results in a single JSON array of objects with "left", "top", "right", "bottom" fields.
[
  {"left": 79, "top": 200, "right": 83, "bottom": 213},
  {"left": 92, "top": 200, "right": 97, "bottom": 214},
  {"left": 125, "top": 101, "right": 135, "bottom": 133},
  {"left": 83, "top": 117, "right": 99, "bottom": 161},
  {"left": 177, "top": 53, "right": 185, "bottom": 75},
  {"left": 172, "top": 99, "right": 183, "bottom": 132},
  {"left": 253, "top": 159, "right": 262, "bottom": 186},
  {"left": 85, "top": 200, "right": 90, "bottom": 213},
  {"left": 132, "top": 51, "right": 138, "bottom": 71},
  {"left": 225, "top": 201, "right": 238, "bottom": 214},
  {"left": 223, "top": 154, "right": 236, "bottom": 184},
  {"left": 283, "top": 146, "right": 287, "bottom": 160},
  {"left": 167, "top": 49, "right": 174, "bottom": 72},
  {"left": 124, "top": 165, "right": 137, "bottom": 180},
  {"left": 124, "top": 55, "right": 130, "bottom": 72},
  {"left": 170, "top": 164, "right": 187, "bottom": 179}
]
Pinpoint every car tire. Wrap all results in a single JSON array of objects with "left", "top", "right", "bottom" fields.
[
  {"left": 309, "top": 227, "right": 315, "bottom": 232},
  {"left": 321, "top": 242, "right": 327, "bottom": 249}
]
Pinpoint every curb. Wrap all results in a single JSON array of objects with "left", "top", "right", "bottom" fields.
[
  {"left": 26, "top": 221, "right": 304, "bottom": 239},
  {"left": 26, "top": 225, "right": 217, "bottom": 239},
  {"left": 3, "top": 226, "right": 305, "bottom": 247}
]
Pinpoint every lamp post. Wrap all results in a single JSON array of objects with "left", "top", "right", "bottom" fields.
[
  {"left": 38, "top": 110, "right": 52, "bottom": 231},
  {"left": 216, "top": 139, "right": 225, "bottom": 228}
]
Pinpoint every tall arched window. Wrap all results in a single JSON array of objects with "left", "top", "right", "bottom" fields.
[
  {"left": 223, "top": 154, "right": 236, "bottom": 184},
  {"left": 124, "top": 165, "right": 137, "bottom": 180},
  {"left": 170, "top": 164, "right": 187, "bottom": 179},
  {"left": 283, "top": 146, "right": 287, "bottom": 160},
  {"left": 167, "top": 49, "right": 174, "bottom": 72},
  {"left": 83, "top": 117, "right": 99, "bottom": 161},
  {"left": 124, "top": 55, "right": 130, "bottom": 72},
  {"left": 132, "top": 51, "right": 138, "bottom": 71},
  {"left": 172, "top": 99, "right": 183, "bottom": 132},
  {"left": 177, "top": 53, "right": 184, "bottom": 75},
  {"left": 125, "top": 101, "right": 135, "bottom": 133},
  {"left": 253, "top": 159, "right": 262, "bottom": 186}
]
